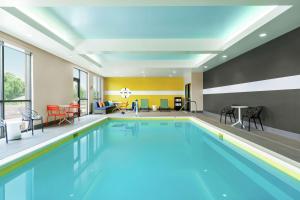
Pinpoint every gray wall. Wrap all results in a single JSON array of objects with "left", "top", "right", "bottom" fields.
[{"left": 203, "top": 27, "right": 300, "bottom": 134}]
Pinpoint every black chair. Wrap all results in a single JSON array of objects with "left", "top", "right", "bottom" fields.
[
  {"left": 0, "top": 119, "right": 8, "bottom": 143},
  {"left": 220, "top": 106, "right": 236, "bottom": 124},
  {"left": 21, "top": 108, "right": 44, "bottom": 135},
  {"left": 242, "top": 106, "right": 264, "bottom": 131}
]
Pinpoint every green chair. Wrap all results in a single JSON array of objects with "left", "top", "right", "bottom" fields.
[
  {"left": 140, "top": 99, "right": 150, "bottom": 111},
  {"left": 159, "top": 99, "right": 170, "bottom": 111}
]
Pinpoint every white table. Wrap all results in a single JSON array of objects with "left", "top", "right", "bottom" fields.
[{"left": 231, "top": 106, "right": 248, "bottom": 128}]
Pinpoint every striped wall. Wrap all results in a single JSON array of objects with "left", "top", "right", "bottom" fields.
[
  {"left": 104, "top": 77, "right": 184, "bottom": 108},
  {"left": 204, "top": 27, "right": 300, "bottom": 134}
]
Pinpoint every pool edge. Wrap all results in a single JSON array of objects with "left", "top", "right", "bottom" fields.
[
  {"left": 0, "top": 116, "right": 299, "bottom": 181},
  {"left": 0, "top": 117, "right": 109, "bottom": 176},
  {"left": 188, "top": 117, "right": 300, "bottom": 181}
]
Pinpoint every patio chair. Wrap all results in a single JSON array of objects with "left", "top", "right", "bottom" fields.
[
  {"left": 46, "top": 105, "right": 67, "bottom": 126},
  {"left": 0, "top": 119, "right": 8, "bottom": 143},
  {"left": 159, "top": 99, "right": 170, "bottom": 111},
  {"left": 67, "top": 103, "right": 80, "bottom": 123},
  {"left": 140, "top": 99, "right": 150, "bottom": 111},
  {"left": 242, "top": 106, "right": 264, "bottom": 131},
  {"left": 220, "top": 106, "right": 236, "bottom": 124},
  {"left": 21, "top": 107, "right": 44, "bottom": 135}
]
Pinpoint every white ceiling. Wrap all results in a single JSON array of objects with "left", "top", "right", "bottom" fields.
[{"left": 0, "top": 0, "right": 300, "bottom": 77}]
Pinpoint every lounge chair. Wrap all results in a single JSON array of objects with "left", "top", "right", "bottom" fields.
[
  {"left": 140, "top": 99, "right": 150, "bottom": 111},
  {"left": 159, "top": 99, "right": 170, "bottom": 111}
]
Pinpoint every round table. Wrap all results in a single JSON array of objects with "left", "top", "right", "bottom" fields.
[{"left": 231, "top": 106, "right": 248, "bottom": 128}]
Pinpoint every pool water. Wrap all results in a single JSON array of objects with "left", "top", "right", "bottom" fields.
[{"left": 0, "top": 119, "right": 299, "bottom": 200}]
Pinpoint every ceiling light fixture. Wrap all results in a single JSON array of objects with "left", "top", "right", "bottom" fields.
[
  {"left": 222, "top": 55, "right": 228, "bottom": 59},
  {"left": 259, "top": 33, "right": 267, "bottom": 38},
  {"left": 204, "top": 66, "right": 208, "bottom": 69}
]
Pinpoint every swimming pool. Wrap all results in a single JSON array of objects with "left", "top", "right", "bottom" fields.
[{"left": 0, "top": 118, "right": 299, "bottom": 200}]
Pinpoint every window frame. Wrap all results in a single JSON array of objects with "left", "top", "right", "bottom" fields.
[
  {"left": 93, "top": 75, "right": 102, "bottom": 101},
  {"left": 0, "top": 41, "right": 32, "bottom": 137},
  {"left": 73, "top": 68, "right": 88, "bottom": 116}
]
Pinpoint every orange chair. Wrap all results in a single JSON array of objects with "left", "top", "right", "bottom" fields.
[
  {"left": 67, "top": 103, "right": 80, "bottom": 123},
  {"left": 46, "top": 105, "right": 67, "bottom": 126}
]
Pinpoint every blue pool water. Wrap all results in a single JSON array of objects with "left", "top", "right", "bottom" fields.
[{"left": 0, "top": 119, "right": 299, "bottom": 200}]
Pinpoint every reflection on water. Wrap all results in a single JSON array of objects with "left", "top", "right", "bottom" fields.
[
  {"left": 0, "top": 120, "right": 299, "bottom": 200},
  {"left": 0, "top": 127, "right": 105, "bottom": 200}
]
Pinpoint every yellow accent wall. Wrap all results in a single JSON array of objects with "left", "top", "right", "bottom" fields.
[{"left": 104, "top": 77, "right": 184, "bottom": 108}]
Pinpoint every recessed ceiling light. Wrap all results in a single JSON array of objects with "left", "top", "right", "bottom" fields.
[
  {"left": 172, "top": 70, "right": 176, "bottom": 74},
  {"left": 222, "top": 55, "right": 228, "bottom": 59},
  {"left": 204, "top": 66, "right": 208, "bottom": 69},
  {"left": 259, "top": 33, "right": 267, "bottom": 38}
]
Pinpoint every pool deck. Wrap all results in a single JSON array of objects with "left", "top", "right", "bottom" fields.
[{"left": 0, "top": 111, "right": 299, "bottom": 164}]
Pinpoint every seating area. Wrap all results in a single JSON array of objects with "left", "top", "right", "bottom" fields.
[
  {"left": 220, "top": 105, "right": 264, "bottom": 132},
  {"left": 46, "top": 103, "right": 81, "bottom": 126}
]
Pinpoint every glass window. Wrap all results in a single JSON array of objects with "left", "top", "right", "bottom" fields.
[
  {"left": 0, "top": 42, "right": 31, "bottom": 125},
  {"left": 80, "top": 71, "right": 87, "bottom": 99},
  {"left": 93, "top": 75, "right": 101, "bottom": 100},
  {"left": 73, "top": 68, "right": 88, "bottom": 116},
  {"left": 80, "top": 99, "right": 88, "bottom": 116},
  {"left": 93, "top": 76, "right": 97, "bottom": 99}
]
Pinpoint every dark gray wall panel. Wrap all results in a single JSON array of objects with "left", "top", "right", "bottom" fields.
[
  {"left": 203, "top": 26, "right": 300, "bottom": 133},
  {"left": 204, "top": 27, "right": 300, "bottom": 89},
  {"left": 204, "top": 90, "right": 300, "bottom": 133}
]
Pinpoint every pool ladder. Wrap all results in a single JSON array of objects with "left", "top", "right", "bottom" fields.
[{"left": 179, "top": 99, "right": 198, "bottom": 113}]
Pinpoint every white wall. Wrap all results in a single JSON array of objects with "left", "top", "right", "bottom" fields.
[
  {"left": 184, "top": 71, "right": 191, "bottom": 85},
  {"left": 191, "top": 72, "right": 203, "bottom": 112},
  {"left": 33, "top": 51, "right": 74, "bottom": 120}
]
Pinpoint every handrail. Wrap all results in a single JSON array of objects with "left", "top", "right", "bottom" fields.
[{"left": 179, "top": 100, "right": 198, "bottom": 112}]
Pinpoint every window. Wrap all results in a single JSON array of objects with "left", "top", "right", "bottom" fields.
[
  {"left": 73, "top": 68, "right": 88, "bottom": 116},
  {"left": 0, "top": 41, "right": 31, "bottom": 135},
  {"left": 93, "top": 76, "right": 101, "bottom": 101}
]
